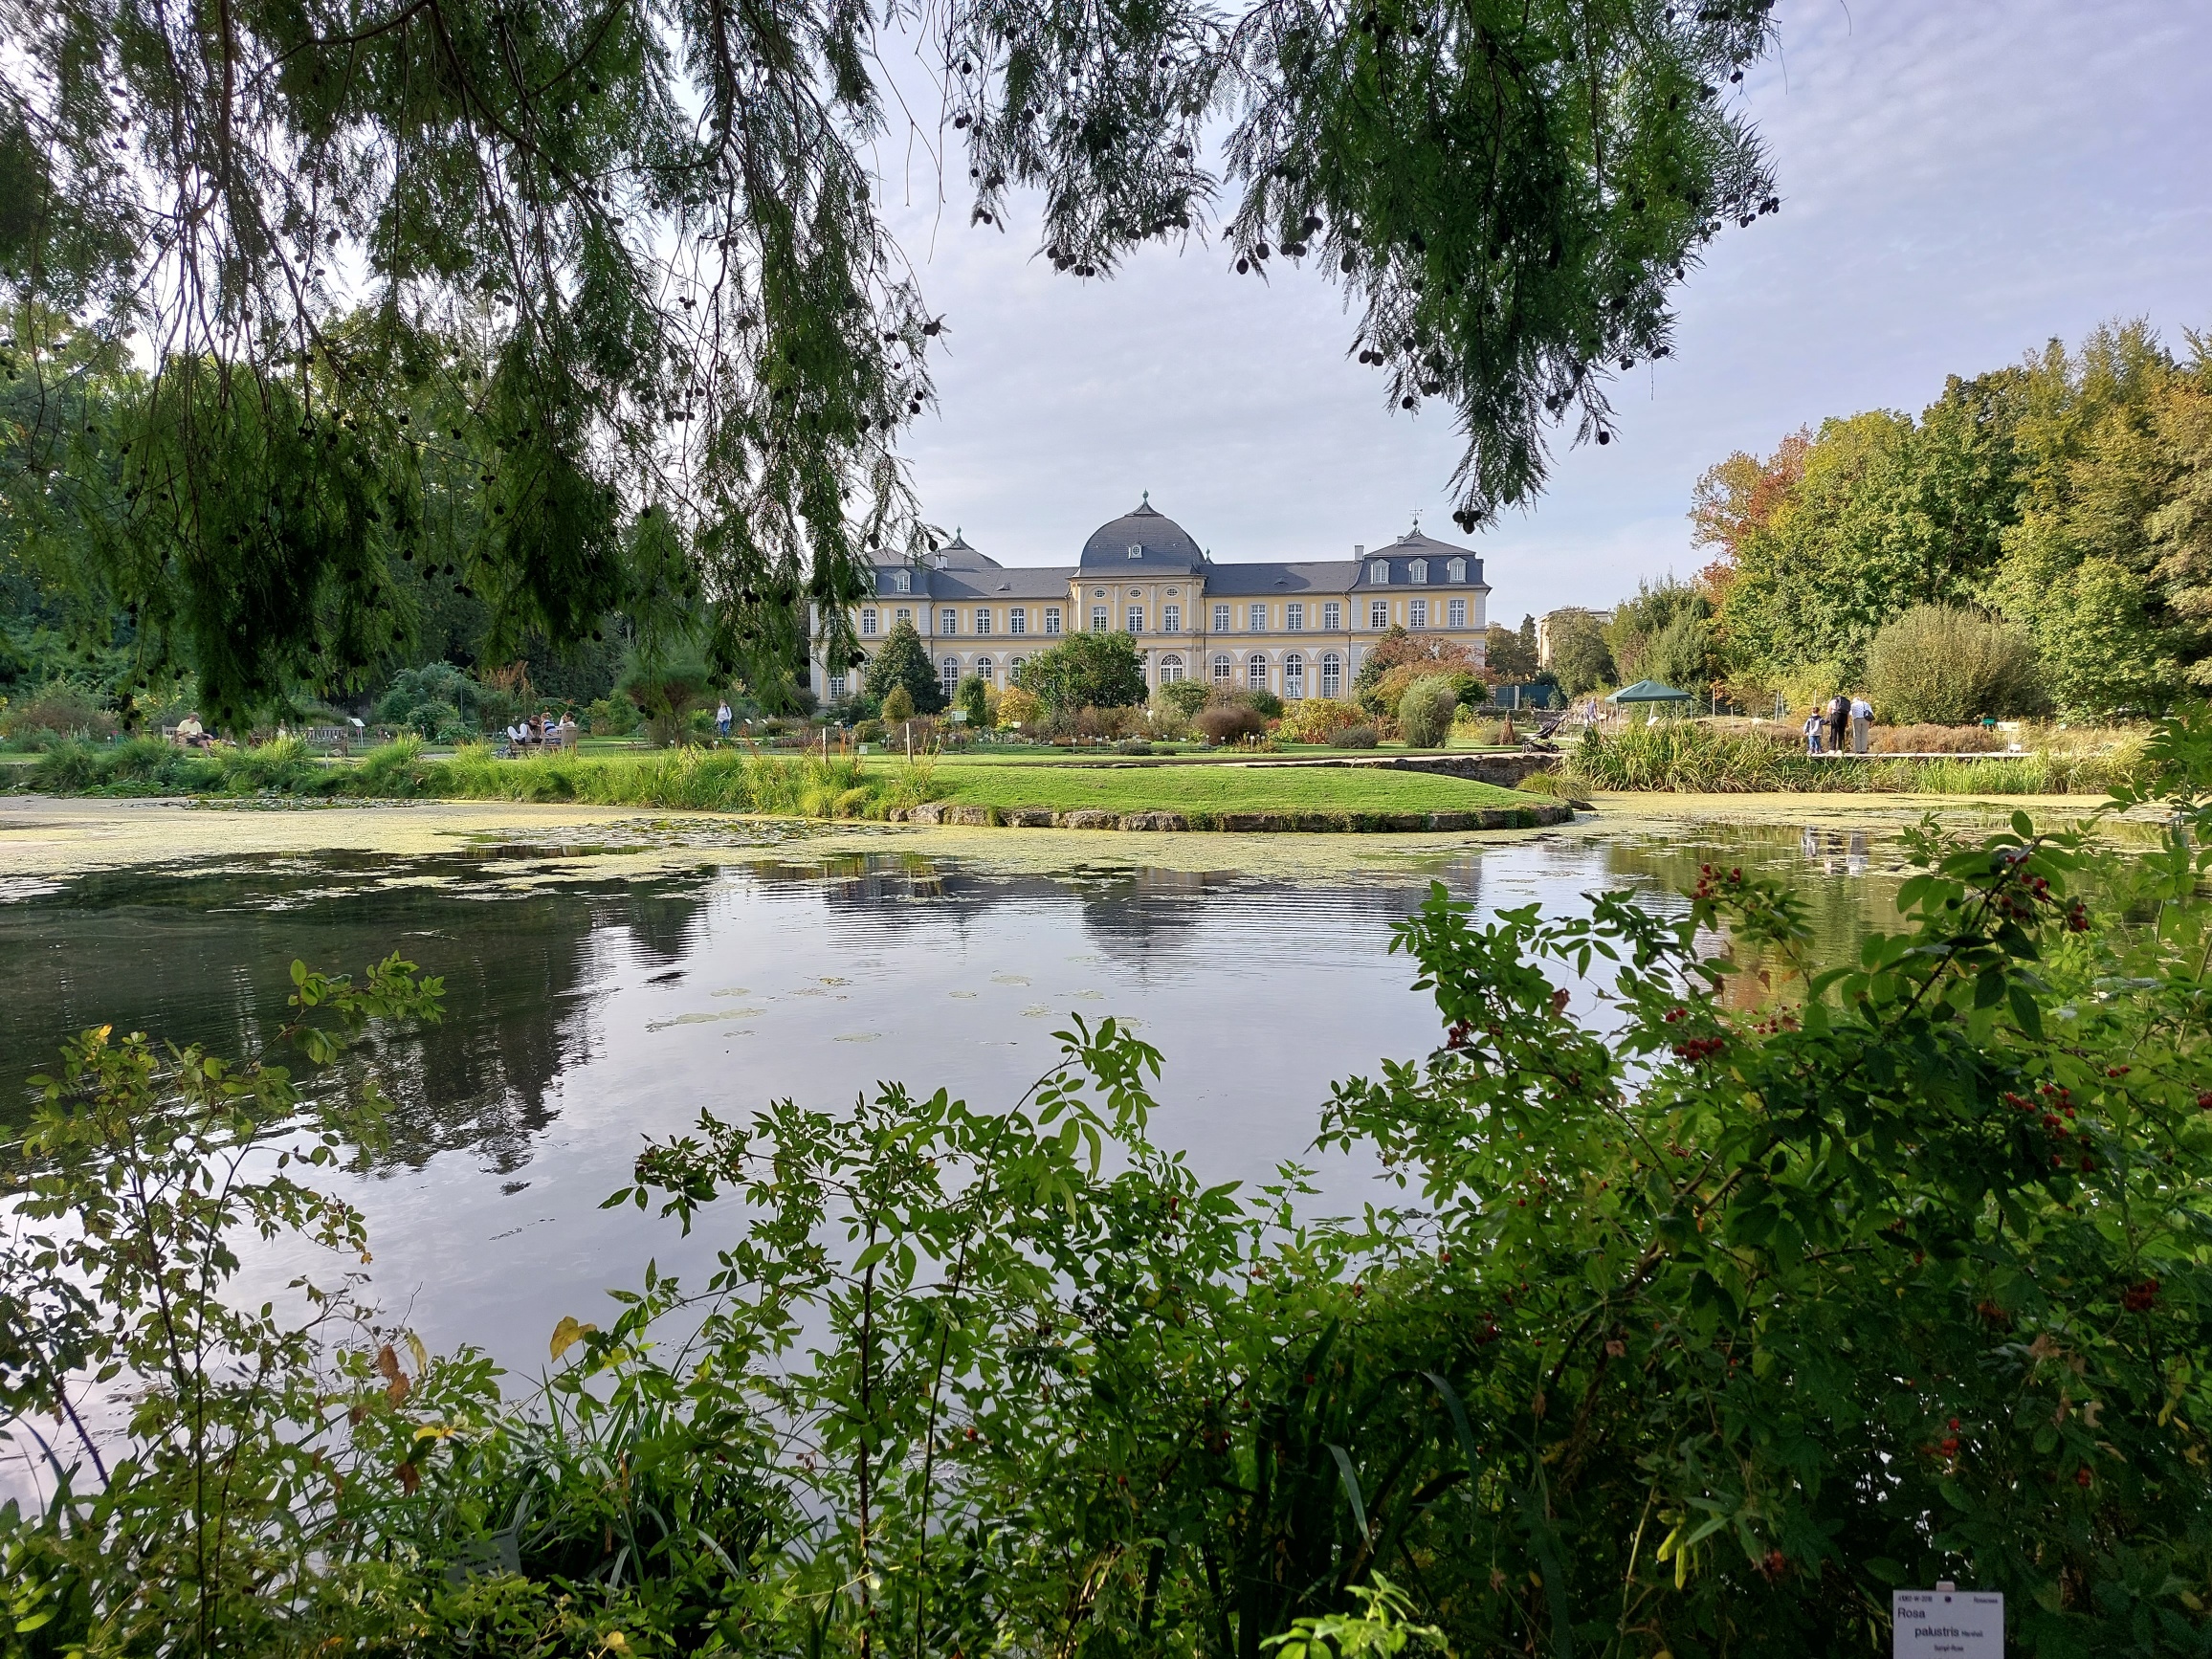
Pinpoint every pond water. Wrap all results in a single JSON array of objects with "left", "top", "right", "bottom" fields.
[{"left": 0, "top": 798, "right": 2028, "bottom": 1381}]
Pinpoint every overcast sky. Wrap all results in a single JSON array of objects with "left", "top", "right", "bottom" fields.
[{"left": 873, "top": 0, "right": 2210, "bottom": 620}]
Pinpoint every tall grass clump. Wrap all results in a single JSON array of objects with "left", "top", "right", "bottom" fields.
[{"left": 1564, "top": 721, "right": 2134, "bottom": 794}]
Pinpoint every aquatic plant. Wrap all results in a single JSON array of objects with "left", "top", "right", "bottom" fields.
[{"left": 1562, "top": 719, "right": 2147, "bottom": 794}]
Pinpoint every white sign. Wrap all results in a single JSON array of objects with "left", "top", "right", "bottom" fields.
[{"left": 1894, "top": 1588, "right": 2002, "bottom": 1658}]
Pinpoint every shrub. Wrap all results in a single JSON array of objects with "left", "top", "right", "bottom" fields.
[
  {"left": 1239, "top": 687, "right": 1284, "bottom": 720},
  {"left": 585, "top": 696, "right": 639, "bottom": 736},
  {"left": 373, "top": 662, "right": 475, "bottom": 731},
  {"left": 881, "top": 684, "right": 916, "bottom": 721},
  {"left": 1112, "top": 739, "right": 1155, "bottom": 756},
  {"left": 1869, "top": 722, "right": 2007, "bottom": 754},
  {"left": 1155, "top": 679, "right": 1209, "bottom": 719},
  {"left": 1396, "top": 675, "right": 1459, "bottom": 746},
  {"left": 1351, "top": 626, "right": 1487, "bottom": 715},
  {"left": 1193, "top": 701, "right": 1267, "bottom": 745},
  {"left": 1, "top": 679, "right": 118, "bottom": 746},
  {"left": 954, "top": 674, "right": 989, "bottom": 729},
  {"left": 997, "top": 684, "right": 1043, "bottom": 729},
  {"left": 1275, "top": 697, "right": 1364, "bottom": 744},
  {"left": 1335, "top": 723, "right": 1379, "bottom": 748},
  {"left": 1865, "top": 604, "right": 2045, "bottom": 725},
  {"left": 866, "top": 619, "right": 944, "bottom": 715}
]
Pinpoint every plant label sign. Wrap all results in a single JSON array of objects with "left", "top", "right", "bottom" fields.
[{"left": 1893, "top": 1588, "right": 2002, "bottom": 1657}]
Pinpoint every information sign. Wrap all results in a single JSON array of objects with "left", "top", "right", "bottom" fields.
[{"left": 1893, "top": 1587, "right": 2002, "bottom": 1658}]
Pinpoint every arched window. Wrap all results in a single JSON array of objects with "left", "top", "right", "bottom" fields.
[
  {"left": 1212, "top": 654, "right": 1233, "bottom": 686},
  {"left": 977, "top": 656, "right": 995, "bottom": 682},
  {"left": 1283, "top": 653, "right": 1306, "bottom": 699},
  {"left": 1320, "top": 653, "right": 1342, "bottom": 697},
  {"left": 1247, "top": 653, "right": 1269, "bottom": 690},
  {"left": 1447, "top": 557, "right": 1466, "bottom": 583},
  {"left": 940, "top": 657, "right": 959, "bottom": 697},
  {"left": 893, "top": 568, "right": 912, "bottom": 594},
  {"left": 1009, "top": 655, "right": 1026, "bottom": 681},
  {"left": 1160, "top": 655, "right": 1185, "bottom": 683},
  {"left": 1409, "top": 559, "right": 1427, "bottom": 584},
  {"left": 1369, "top": 560, "right": 1388, "bottom": 584}
]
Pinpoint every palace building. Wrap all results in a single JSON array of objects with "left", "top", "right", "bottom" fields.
[{"left": 810, "top": 497, "right": 1492, "bottom": 704}]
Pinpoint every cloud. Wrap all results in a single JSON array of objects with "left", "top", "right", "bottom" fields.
[{"left": 882, "top": 0, "right": 2211, "bottom": 615}]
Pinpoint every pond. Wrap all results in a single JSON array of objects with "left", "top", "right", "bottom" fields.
[{"left": 1, "top": 796, "right": 2046, "bottom": 1382}]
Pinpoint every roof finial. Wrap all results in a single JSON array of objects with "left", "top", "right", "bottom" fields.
[{"left": 1141, "top": 489, "right": 1149, "bottom": 505}]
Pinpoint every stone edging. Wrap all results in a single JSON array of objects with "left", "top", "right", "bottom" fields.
[{"left": 887, "top": 801, "right": 1577, "bottom": 832}]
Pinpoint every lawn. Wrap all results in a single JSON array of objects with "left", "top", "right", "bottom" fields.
[{"left": 928, "top": 760, "right": 1541, "bottom": 816}]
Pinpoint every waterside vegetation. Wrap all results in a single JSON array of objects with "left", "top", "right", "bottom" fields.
[
  {"left": 15, "top": 713, "right": 2212, "bottom": 1655},
  {"left": 1558, "top": 720, "right": 2148, "bottom": 796}
]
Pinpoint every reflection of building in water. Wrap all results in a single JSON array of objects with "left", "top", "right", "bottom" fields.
[{"left": 1800, "top": 828, "right": 1869, "bottom": 876}]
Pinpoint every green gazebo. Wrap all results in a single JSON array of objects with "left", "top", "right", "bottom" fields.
[{"left": 1606, "top": 679, "right": 1693, "bottom": 720}]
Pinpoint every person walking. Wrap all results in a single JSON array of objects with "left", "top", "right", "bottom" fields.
[
  {"left": 1848, "top": 693, "right": 1872, "bottom": 755},
  {"left": 1825, "top": 693, "right": 1850, "bottom": 756},
  {"left": 1803, "top": 709, "right": 1824, "bottom": 754},
  {"left": 716, "top": 698, "right": 733, "bottom": 739}
]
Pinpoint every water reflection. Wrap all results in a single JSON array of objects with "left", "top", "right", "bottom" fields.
[{"left": 7, "top": 809, "right": 1955, "bottom": 1367}]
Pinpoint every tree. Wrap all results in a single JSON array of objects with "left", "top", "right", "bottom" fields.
[
  {"left": 1482, "top": 620, "right": 1539, "bottom": 680},
  {"left": 865, "top": 619, "right": 943, "bottom": 715},
  {"left": 954, "top": 674, "right": 989, "bottom": 729},
  {"left": 1548, "top": 615, "right": 1616, "bottom": 695},
  {"left": 1015, "top": 631, "right": 1146, "bottom": 713},
  {"left": 1353, "top": 626, "right": 1486, "bottom": 715},
  {"left": 1605, "top": 577, "right": 1712, "bottom": 685},
  {"left": 2, "top": 2, "right": 1784, "bottom": 715}
]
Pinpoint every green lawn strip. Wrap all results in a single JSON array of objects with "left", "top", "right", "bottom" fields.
[{"left": 929, "top": 761, "right": 1538, "bottom": 816}]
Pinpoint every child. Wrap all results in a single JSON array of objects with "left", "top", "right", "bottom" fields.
[{"left": 1803, "top": 710, "right": 1824, "bottom": 754}]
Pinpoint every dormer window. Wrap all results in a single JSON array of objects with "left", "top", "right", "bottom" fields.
[
  {"left": 893, "top": 569, "right": 912, "bottom": 594},
  {"left": 1447, "top": 557, "right": 1466, "bottom": 583},
  {"left": 1369, "top": 560, "right": 1388, "bottom": 584},
  {"left": 1409, "top": 559, "right": 1428, "bottom": 585},
  {"left": 1128, "top": 543, "right": 1142, "bottom": 559}
]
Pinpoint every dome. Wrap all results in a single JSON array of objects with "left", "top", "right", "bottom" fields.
[{"left": 1077, "top": 496, "right": 1206, "bottom": 572}]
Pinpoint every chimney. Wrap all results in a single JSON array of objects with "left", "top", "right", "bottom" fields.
[{"left": 1353, "top": 543, "right": 1364, "bottom": 558}]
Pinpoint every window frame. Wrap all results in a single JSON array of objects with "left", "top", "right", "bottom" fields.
[
  {"left": 940, "top": 608, "right": 959, "bottom": 636},
  {"left": 1283, "top": 653, "right": 1305, "bottom": 699},
  {"left": 1247, "top": 653, "right": 1269, "bottom": 690},
  {"left": 1212, "top": 653, "right": 1232, "bottom": 685},
  {"left": 1409, "top": 599, "right": 1428, "bottom": 630},
  {"left": 1009, "top": 608, "right": 1028, "bottom": 635},
  {"left": 1163, "top": 604, "right": 1181, "bottom": 633},
  {"left": 1320, "top": 653, "right": 1342, "bottom": 697},
  {"left": 1091, "top": 606, "right": 1109, "bottom": 632},
  {"left": 1322, "top": 601, "right": 1340, "bottom": 630},
  {"left": 860, "top": 608, "right": 879, "bottom": 636},
  {"left": 1448, "top": 598, "right": 1467, "bottom": 628},
  {"left": 1369, "top": 599, "right": 1389, "bottom": 629},
  {"left": 1213, "top": 604, "right": 1230, "bottom": 633},
  {"left": 1044, "top": 608, "right": 1063, "bottom": 635}
]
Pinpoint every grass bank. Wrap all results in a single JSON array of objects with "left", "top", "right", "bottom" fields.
[
  {"left": 23, "top": 735, "right": 939, "bottom": 818},
  {"left": 928, "top": 760, "right": 1538, "bottom": 818},
  {"left": 1559, "top": 722, "right": 2147, "bottom": 794},
  {"left": 18, "top": 736, "right": 1554, "bottom": 826}
]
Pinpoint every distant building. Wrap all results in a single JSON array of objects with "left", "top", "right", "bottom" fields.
[
  {"left": 809, "top": 497, "right": 1493, "bottom": 704},
  {"left": 1536, "top": 607, "right": 1613, "bottom": 669}
]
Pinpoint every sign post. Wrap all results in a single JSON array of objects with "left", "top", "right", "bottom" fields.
[{"left": 1893, "top": 1584, "right": 2002, "bottom": 1658}]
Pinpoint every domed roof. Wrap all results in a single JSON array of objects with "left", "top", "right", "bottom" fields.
[{"left": 1078, "top": 496, "right": 1206, "bottom": 572}]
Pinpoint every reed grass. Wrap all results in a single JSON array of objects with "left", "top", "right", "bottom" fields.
[{"left": 1560, "top": 721, "right": 2148, "bottom": 794}]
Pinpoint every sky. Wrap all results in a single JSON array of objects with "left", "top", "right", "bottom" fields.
[{"left": 872, "top": 0, "right": 2211, "bottom": 620}]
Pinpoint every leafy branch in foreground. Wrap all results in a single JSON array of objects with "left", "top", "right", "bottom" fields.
[
  {"left": 3, "top": 0, "right": 1779, "bottom": 719},
  {"left": 15, "top": 716, "right": 2212, "bottom": 1656}
]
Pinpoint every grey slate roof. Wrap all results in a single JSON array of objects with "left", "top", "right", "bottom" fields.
[
  {"left": 1078, "top": 498, "right": 1206, "bottom": 573},
  {"left": 1350, "top": 528, "right": 1488, "bottom": 589},
  {"left": 1201, "top": 561, "right": 1361, "bottom": 596}
]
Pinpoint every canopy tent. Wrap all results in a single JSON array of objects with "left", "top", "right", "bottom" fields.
[{"left": 1606, "top": 679, "right": 1693, "bottom": 705}]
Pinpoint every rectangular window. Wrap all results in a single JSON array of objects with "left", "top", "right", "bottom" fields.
[
  {"left": 1045, "top": 608, "right": 1063, "bottom": 635},
  {"left": 1322, "top": 602, "right": 1340, "bottom": 630},
  {"left": 828, "top": 672, "right": 848, "bottom": 699},
  {"left": 861, "top": 608, "right": 879, "bottom": 636},
  {"left": 1449, "top": 598, "right": 1468, "bottom": 628},
  {"left": 1091, "top": 607, "right": 1108, "bottom": 632},
  {"left": 1369, "top": 599, "right": 1389, "bottom": 629},
  {"left": 1249, "top": 604, "right": 1268, "bottom": 631},
  {"left": 1163, "top": 605, "right": 1181, "bottom": 632},
  {"left": 940, "top": 608, "right": 958, "bottom": 635},
  {"left": 975, "top": 608, "right": 992, "bottom": 635},
  {"left": 1286, "top": 603, "right": 1304, "bottom": 631},
  {"left": 1409, "top": 599, "right": 1427, "bottom": 629},
  {"left": 1127, "top": 607, "right": 1144, "bottom": 634},
  {"left": 1009, "top": 608, "right": 1027, "bottom": 634},
  {"left": 1213, "top": 604, "right": 1230, "bottom": 633},
  {"left": 896, "top": 608, "right": 914, "bottom": 627},
  {"left": 940, "top": 657, "right": 959, "bottom": 697}
]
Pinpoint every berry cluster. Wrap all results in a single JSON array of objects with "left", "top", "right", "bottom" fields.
[
  {"left": 1672, "top": 1035, "right": 1726, "bottom": 1065},
  {"left": 2000, "top": 1081, "right": 2094, "bottom": 1172},
  {"left": 1690, "top": 862, "right": 1745, "bottom": 901}
]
